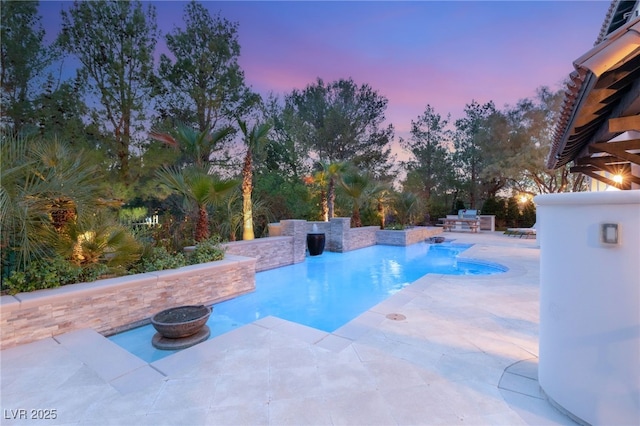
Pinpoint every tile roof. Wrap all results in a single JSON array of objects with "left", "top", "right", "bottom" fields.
[{"left": 546, "top": 3, "right": 640, "bottom": 189}]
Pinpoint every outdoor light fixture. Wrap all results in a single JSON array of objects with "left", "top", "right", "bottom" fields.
[
  {"left": 601, "top": 223, "right": 619, "bottom": 245},
  {"left": 613, "top": 174, "right": 623, "bottom": 184}
]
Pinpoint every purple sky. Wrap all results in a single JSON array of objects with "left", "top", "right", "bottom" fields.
[{"left": 39, "top": 0, "right": 609, "bottom": 140}]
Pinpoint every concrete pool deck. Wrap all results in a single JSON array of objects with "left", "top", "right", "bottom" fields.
[{"left": 0, "top": 232, "right": 578, "bottom": 425}]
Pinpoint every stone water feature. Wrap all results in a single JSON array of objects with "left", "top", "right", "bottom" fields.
[{"left": 306, "top": 223, "right": 326, "bottom": 256}]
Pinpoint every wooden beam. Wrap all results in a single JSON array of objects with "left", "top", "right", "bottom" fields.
[
  {"left": 589, "top": 138, "right": 640, "bottom": 152},
  {"left": 572, "top": 168, "right": 630, "bottom": 189},
  {"left": 608, "top": 115, "right": 640, "bottom": 132},
  {"left": 588, "top": 142, "right": 640, "bottom": 165},
  {"left": 571, "top": 165, "right": 640, "bottom": 186},
  {"left": 575, "top": 156, "right": 628, "bottom": 168},
  {"left": 625, "top": 174, "right": 640, "bottom": 186},
  {"left": 574, "top": 157, "right": 630, "bottom": 175}
]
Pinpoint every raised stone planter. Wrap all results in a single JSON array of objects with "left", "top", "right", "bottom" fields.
[
  {"left": 0, "top": 255, "right": 256, "bottom": 350},
  {"left": 376, "top": 226, "right": 443, "bottom": 246}
]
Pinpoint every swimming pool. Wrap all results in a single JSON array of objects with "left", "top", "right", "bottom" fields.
[{"left": 109, "top": 242, "right": 506, "bottom": 362}]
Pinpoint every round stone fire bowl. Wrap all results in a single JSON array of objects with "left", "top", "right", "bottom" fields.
[{"left": 151, "top": 305, "right": 212, "bottom": 339}]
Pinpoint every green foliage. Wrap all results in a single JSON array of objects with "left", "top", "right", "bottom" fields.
[
  {"left": 146, "top": 213, "right": 196, "bottom": 253},
  {"left": 453, "top": 100, "right": 498, "bottom": 208},
  {"left": 287, "top": 78, "right": 395, "bottom": 175},
  {"left": 401, "top": 104, "right": 455, "bottom": 201},
  {"left": 339, "top": 169, "right": 374, "bottom": 227},
  {"left": 130, "top": 236, "right": 225, "bottom": 274},
  {"left": 359, "top": 205, "right": 379, "bottom": 227},
  {"left": 1, "top": 0, "right": 56, "bottom": 135},
  {"left": 59, "top": 0, "right": 159, "bottom": 182},
  {"left": 50, "top": 213, "right": 143, "bottom": 275},
  {"left": 253, "top": 171, "right": 314, "bottom": 220},
  {"left": 157, "top": 1, "right": 255, "bottom": 132},
  {"left": 385, "top": 223, "right": 406, "bottom": 230},
  {"left": 453, "top": 199, "right": 466, "bottom": 213},
  {"left": 3, "top": 255, "right": 107, "bottom": 295},
  {"left": 425, "top": 199, "right": 449, "bottom": 225},
  {"left": 505, "top": 197, "right": 520, "bottom": 227},
  {"left": 133, "top": 246, "right": 186, "bottom": 274},
  {"left": 521, "top": 201, "right": 537, "bottom": 228},
  {"left": 188, "top": 237, "right": 226, "bottom": 265},
  {"left": 1, "top": 133, "right": 104, "bottom": 275},
  {"left": 480, "top": 197, "right": 505, "bottom": 220},
  {"left": 119, "top": 207, "right": 148, "bottom": 224},
  {"left": 156, "top": 164, "right": 238, "bottom": 241},
  {"left": 392, "top": 192, "right": 419, "bottom": 227},
  {"left": 149, "top": 124, "right": 235, "bottom": 169}
]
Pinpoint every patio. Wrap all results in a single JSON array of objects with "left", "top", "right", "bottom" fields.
[{"left": 0, "top": 232, "right": 577, "bottom": 425}]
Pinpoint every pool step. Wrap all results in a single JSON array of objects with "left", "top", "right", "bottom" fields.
[{"left": 54, "top": 328, "right": 166, "bottom": 394}]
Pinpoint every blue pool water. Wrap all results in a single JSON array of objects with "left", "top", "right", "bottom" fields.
[{"left": 109, "top": 243, "right": 506, "bottom": 362}]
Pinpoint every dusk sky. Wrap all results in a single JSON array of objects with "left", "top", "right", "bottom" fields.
[{"left": 39, "top": 1, "right": 609, "bottom": 144}]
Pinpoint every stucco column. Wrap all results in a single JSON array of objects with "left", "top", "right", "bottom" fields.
[
  {"left": 280, "top": 219, "right": 307, "bottom": 264},
  {"left": 535, "top": 190, "right": 640, "bottom": 425}
]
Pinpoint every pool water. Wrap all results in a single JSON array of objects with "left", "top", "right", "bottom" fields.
[{"left": 109, "top": 242, "right": 506, "bottom": 362}]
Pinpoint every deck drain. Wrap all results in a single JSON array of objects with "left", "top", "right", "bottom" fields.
[{"left": 386, "top": 313, "right": 406, "bottom": 321}]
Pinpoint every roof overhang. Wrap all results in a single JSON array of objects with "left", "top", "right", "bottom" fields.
[{"left": 547, "top": 18, "right": 640, "bottom": 190}]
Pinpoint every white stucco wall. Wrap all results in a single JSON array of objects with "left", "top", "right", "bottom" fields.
[{"left": 535, "top": 190, "right": 640, "bottom": 425}]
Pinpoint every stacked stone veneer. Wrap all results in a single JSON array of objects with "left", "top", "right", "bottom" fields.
[
  {"left": 0, "top": 255, "right": 255, "bottom": 350},
  {"left": 328, "top": 218, "right": 379, "bottom": 252},
  {"left": 224, "top": 220, "right": 308, "bottom": 271},
  {"left": 0, "top": 218, "right": 443, "bottom": 350},
  {"left": 376, "top": 226, "right": 443, "bottom": 246}
]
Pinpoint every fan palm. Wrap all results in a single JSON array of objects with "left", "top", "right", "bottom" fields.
[
  {"left": 49, "top": 212, "right": 142, "bottom": 275},
  {"left": 238, "top": 119, "right": 272, "bottom": 240},
  {"left": 150, "top": 124, "right": 234, "bottom": 168},
  {"left": 312, "top": 168, "right": 329, "bottom": 221},
  {"left": 1, "top": 133, "right": 103, "bottom": 273},
  {"left": 394, "top": 192, "right": 419, "bottom": 228},
  {"left": 323, "top": 161, "right": 348, "bottom": 220},
  {"left": 156, "top": 166, "right": 238, "bottom": 242},
  {"left": 369, "top": 183, "right": 394, "bottom": 229},
  {"left": 339, "top": 170, "right": 374, "bottom": 228}
]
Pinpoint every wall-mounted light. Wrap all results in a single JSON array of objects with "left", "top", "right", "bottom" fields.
[
  {"left": 601, "top": 223, "right": 619, "bottom": 245},
  {"left": 613, "top": 174, "right": 623, "bottom": 184}
]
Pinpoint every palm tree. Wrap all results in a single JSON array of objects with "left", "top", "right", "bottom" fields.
[
  {"left": 50, "top": 211, "right": 142, "bottom": 275},
  {"left": 369, "top": 183, "right": 394, "bottom": 229},
  {"left": 394, "top": 192, "right": 419, "bottom": 228},
  {"left": 312, "top": 168, "right": 329, "bottom": 221},
  {"left": 150, "top": 124, "right": 234, "bottom": 168},
  {"left": 156, "top": 166, "right": 238, "bottom": 242},
  {"left": 1, "top": 133, "right": 103, "bottom": 273},
  {"left": 216, "top": 189, "right": 274, "bottom": 241},
  {"left": 339, "top": 170, "right": 374, "bottom": 228},
  {"left": 237, "top": 119, "right": 272, "bottom": 240},
  {"left": 321, "top": 161, "right": 348, "bottom": 220},
  {"left": 217, "top": 190, "right": 243, "bottom": 242}
]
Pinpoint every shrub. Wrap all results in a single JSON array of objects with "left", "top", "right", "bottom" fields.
[
  {"left": 132, "top": 246, "right": 186, "bottom": 274},
  {"left": 188, "top": 236, "right": 226, "bottom": 265},
  {"left": 3, "top": 256, "right": 107, "bottom": 295}
]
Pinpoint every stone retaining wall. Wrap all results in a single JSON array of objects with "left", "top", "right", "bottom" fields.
[
  {"left": 0, "top": 255, "right": 256, "bottom": 350},
  {"left": 376, "top": 226, "right": 443, "bottom": 246},
  {"left": 345, "top": 226, "right": 380, "bottom": 252},
  {"left": 224, "top": 236, "right": 294, "bottom": 272}
]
